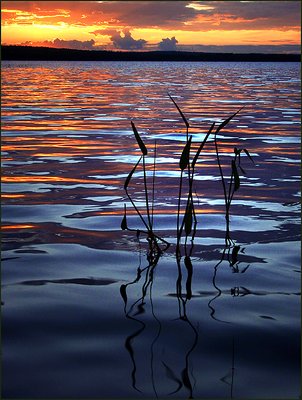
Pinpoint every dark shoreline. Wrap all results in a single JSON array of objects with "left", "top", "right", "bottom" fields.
[{"left": 2, "top": 45, "right": 300, "bottom": 62}]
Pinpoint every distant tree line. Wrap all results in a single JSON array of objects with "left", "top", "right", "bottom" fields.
[{"left": 2, "top": 45, "right": 300, "bottom": 62}]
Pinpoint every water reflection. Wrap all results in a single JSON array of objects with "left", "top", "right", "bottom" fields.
[
  {"left": 121, "top": 233, "right": 199, "bottom": 397},
  {"left": 207, "top": 244, "right": 252, "bottom": 324},
  {"left": 119, "top": 221, "right": 300, "bottom": 397},
  {"left": 120, "top": 219, "right": 272, "bottom": 397},
  {"left": 2, "top": 61, "right": 300, "bottom": 398}
]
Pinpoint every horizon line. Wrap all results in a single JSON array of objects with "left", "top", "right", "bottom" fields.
[{"left": 2, "top": 44, "right": 301, "bottom": 56}]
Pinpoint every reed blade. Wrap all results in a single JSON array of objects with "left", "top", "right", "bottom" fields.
[
  {"left": 233, "top": 147, "right": 241, "bottom": 156},
  {"left": 179, "top": 135, "right": 192, "bottom": 171},
  {"left": 184, "top": 256, "right": 193, "bottom": 300},
  {"left": 215, "top": 107, "right": 244, "bottom": 135},
  {"left": 120, "top": 284, "right": 127, "bottom": 306},
  {"left": 239, "top": 165, "right": 246, "bottom": 175},
  {"left": 124, "top": 155, "right": 142, "bottom": 190},
  {"left": 184, "top": 201, "right": 193, "bottom": 237},
  {"left": 191, "top": 122, "right": 215, "bottom": 168},
  {"left": 243, "top": 148, "right": 255, "bottom": 164},
  {"left": 162, "top": 361, "right": 183, "bottom": 394},
  {"left": 231, "top": 160, "right": 240, "bottom": 191},
  {"left": 121, "top": 204, "right": 128, "bottom": 230},
  {"left": 131, "top": 121, "right": 148, "bottom": 155},
  {"left": 181, "top": 368, "right": 193, "bottom": 392},
  {"left": 168, "top": 93, "right": 189, "bottom": 129},
  {"left": 231, "top": 245, "right": 241, "bottom": 266}
]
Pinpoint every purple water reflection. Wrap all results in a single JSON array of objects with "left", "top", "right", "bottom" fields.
[{"left": 1, "top": 61, "right": 300, "bottom": 399}]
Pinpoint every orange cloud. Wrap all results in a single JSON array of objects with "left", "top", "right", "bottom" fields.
[
  {"left": 1, "top": 1, "right": 301, "bottom": 50},
  {"left": 3, "top": 1, "right": 300, "bottom": 30}
]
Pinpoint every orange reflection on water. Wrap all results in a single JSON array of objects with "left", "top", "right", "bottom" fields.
[
  {"left": 1, "top": 194, "right": 25, "bottom": 198},
  {"left": 1, "top": 175, "right": 121, "bottom": 185},
  {"left": 2, "top": 224, "right": 36, "bottom": 230},
  {"left": 3, "top": 136, "right": 121, "bottom": 158},
  {"left": 2, "top": 145, "right": 40, "bottom": 151},
  {"left": 3, "top": 137, "right": 38, "bottom": 142},
  {"left": 107, "top": 207, "right": 221, "bottom": 216},
  {"left": 2, "top": 61, "right": 300, "bottom": 218}
]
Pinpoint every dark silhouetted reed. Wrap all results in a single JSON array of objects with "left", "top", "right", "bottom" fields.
[{"left": 123, "top": 95, "right": 255, "bottom": 249}]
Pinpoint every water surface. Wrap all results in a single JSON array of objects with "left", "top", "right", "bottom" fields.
[{"left": 2, "top": 61, "right": 300, "bottom": 399}]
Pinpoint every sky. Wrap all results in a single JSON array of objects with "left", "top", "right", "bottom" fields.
[{"left": 1, "top": 1, "right": 301, "bottom": 53}]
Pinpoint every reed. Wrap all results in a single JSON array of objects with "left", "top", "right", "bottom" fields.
[
  {"left": 121, "top": 97, "right": 257, "bottom": 399},
  {"left": 168, "top": 94, "right": 210, "bottom": 248},
  {"left": 122, "top": 121, "right": 169, "bottom": 250},
  {"left": 213, "top": 111, "right": 255, "bottom": 245},
  {"left": 123, "top": 96, "right": 254, "bottom": 249},
  {"left": 177, "top": 135, "right": 192, "bottom": 238}
]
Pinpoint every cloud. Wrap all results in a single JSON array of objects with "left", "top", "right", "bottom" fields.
[
  {"left": 90, "top": 28, "right": 119, "bottom": 37},
  {"left": 103, "top": 1, "right": 197, "bottom": 28},
  {"left": 188, "top": 1, "right": 301, "bottom": 31},
  {"left": 2, "top": 1, "right": 301, "bottom": 32},
  {"left": 52, "top": 38, "right": 96, "bottom": 50},
  {"left": 1, "top": 1, "right": 198, "bottom": 29},
  {"left": 97, "top": 1, "right": 301, "bottom": 31},
  {"left": 2, "top": 0, "right": 301, "bottom": 53},
  {"left": 21, "top": 38, "right": 97, "bottom": 50},
  {"left": 158, "top": 36, "right": 178, "bottom": 51},
  {"left": 110, "top": 30, "right": 147, "bottom": 50}
]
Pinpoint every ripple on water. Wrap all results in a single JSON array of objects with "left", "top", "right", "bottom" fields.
[{"left": 2, "top": 61, "right": 300, "bottom": 399}]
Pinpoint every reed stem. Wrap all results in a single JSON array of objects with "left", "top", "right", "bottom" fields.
[
  {"left": 142, "top": 155, "right": 152, "bottom": 229},
  {"left": 214, "top": 131, "right": 231, "bottom": 244},
  {"left": 151, "top": 140, "right": 157, "bottom": 227},
  {"left": 214, "top": 132, "right": 228, "bottom": 209},
  {"left": 177, "top": 170, "right": 183, "bottom": 237},
  {"left": 126, "top": 189, "right": 150, "bottom": 232}
]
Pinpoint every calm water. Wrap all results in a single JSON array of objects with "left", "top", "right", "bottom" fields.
[{"left": 2, "top": 61, "right": 301, "bottom": 399}]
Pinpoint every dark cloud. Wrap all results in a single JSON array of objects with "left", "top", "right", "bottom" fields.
[
  {"left": 89, "top": 1, "right": 301, "bottom": 30},
  {"left": 195, "top": 1, "right": 301, "bottom": 30},
  {"left": 2, "top": 1, "right": 301, "bottom": 31},
  {"left": 110, "top": 30, "right": 147, "bottom": 50},
  {"left": 211, "top": 1, "right": 300, "bottom": 21},
  {"left": 158, "top": 36, "right": 178, "bottom": 51},
  {"left": 53, "top": 38, "right": 96, "bottom": 50},
  {"left": 96, "top": 1, "right": 197, "bottom": 28},
  {"left": 90, "top": 28, "right": 119, "bottom": 37},
  {"left": 21, "top": 38, "right": 97, "bottom": 50}
]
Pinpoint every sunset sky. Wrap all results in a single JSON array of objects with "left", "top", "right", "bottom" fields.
[{"left": 1, "top": 1, "right": 301, "bottom": 53}]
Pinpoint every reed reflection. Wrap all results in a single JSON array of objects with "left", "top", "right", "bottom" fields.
[
  {"left": 120, "top": 208, "right": 261, "bottom": 397},
  {"left": 207, "top": 242, "right": 251, "bottom": 324},
  {"left": 120, "top": 230, "right": 198, "bottom": 397},
  {"left": 120, "top": 216, "right": 267, "bottom": 397}
]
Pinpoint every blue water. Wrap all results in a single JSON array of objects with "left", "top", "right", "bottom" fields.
[{"left": 2, "top": 61, "right": 301, "bottom": 398}]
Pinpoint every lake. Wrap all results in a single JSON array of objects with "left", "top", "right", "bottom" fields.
[{"left": 2, "top": 60, "right": 301, "bottom": 399}]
